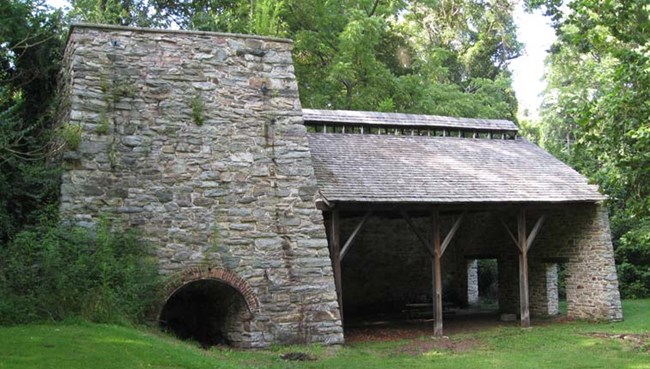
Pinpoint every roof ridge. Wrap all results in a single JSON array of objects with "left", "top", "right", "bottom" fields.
[{"left": 302, "top": 109, "right": 518, "bottom": 132}]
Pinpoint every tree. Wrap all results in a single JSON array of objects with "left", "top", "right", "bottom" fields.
[
  {"left": 0, "top": 0, "right": 65, "bottom": 242},
  {"left": 534, "top": 0, "right": 650, "bottom": 297},
  {"left": 287, "top": 0, "right": 521, "bottom": 119},
  {"left": 70, "top": 0, "right": 287, "bottom": 36},
  {"left": 69, "top": 0, "right": 165, "bottom": 27}
]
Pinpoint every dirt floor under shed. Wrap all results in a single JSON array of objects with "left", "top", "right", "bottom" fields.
[{"left": 344, "top": 310, "right": 566, "bottom": 343}]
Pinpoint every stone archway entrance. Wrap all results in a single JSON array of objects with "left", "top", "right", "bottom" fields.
[{"left": 159, "top": 268, "right": 259, "bottom": 348}]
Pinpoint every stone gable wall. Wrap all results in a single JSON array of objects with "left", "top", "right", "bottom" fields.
[
  {"left": 529, "top": 205, "right": 623, "bottom": 321},
  {"left": 59, "top": 24, "right": 343, "bottom": 347}
]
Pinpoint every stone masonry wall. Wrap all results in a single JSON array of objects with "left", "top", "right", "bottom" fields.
[
  {"left": 459, "top": 206, "right": 622, "bottom": 320},
  {"left": 340, "top": 215, "right": 432, "bottom": 315},
  {"left": 59, "top": 24, "right": 343, "bottom": 347},
  {"left": 340, "top": 214, "right": 467, "bottom": 316},
  {"left": 466, "top": 260, "right": 479, "bottom": 307},
  {"left": 530, "top": 205, "right": 623, "bottom": 321},
  {"left": 546, "top": 263, "right": 560, "bottom": 316},
  {"left": 529, "top": 262, "right": 559, "bottom": 316}
]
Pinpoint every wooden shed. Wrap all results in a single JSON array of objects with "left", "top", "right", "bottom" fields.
[{"left": 304, "top": 109, "right": 623, "bottom": 337}]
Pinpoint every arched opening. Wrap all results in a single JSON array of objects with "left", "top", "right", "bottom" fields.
[{"left": 159, "top": 279, "right": 252, "bottom": 348}]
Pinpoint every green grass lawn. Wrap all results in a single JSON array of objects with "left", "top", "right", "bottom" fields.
[{"left": 1, "top": 300, "right": 648, "bottom": 369}]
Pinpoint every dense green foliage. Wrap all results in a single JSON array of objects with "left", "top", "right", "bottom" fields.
[
  {"left": 1, "top": 300, "right": 649, "bottom": 369},
  {"left": 0, "top": 217, "right": 162, "bottom": 325},
  {"left": 615, "top": 220, "right": 650, "bottom": 298},
  {"left": 0, "top": 0, "right": 65, "bottom": 243},
  {"left": 68, "top": 0, "right": 160, "bottom": 26},
  {"left": 288, "top": 0, "right": 521, "bottom": 118},
  {"left": 0, "top": 0, "right": 161, "bottom": 318},
  {"left": 529, "top": 0, "right": 650, "bottom": 298},
  {"left": 477, "top": 259, "right": 498, "bottom": 302}
]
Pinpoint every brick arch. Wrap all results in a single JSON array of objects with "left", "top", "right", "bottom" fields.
[{"left": 162, "top": 266, "right": 260, "bottom": 313}]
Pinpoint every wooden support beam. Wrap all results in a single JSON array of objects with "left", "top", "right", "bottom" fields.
[
  {"left": 339, "top": 211, "right": 372, "bottom": 261},
  {"left": 500, "top": 217, "right": 521, "bottom": 252},
  {"left": 501, "top": 213, "right": 546, "bottom": 252},
  {"left": 441, "top": 213, "right": 464, "bottom": 256},
  {"left": 400, "top": 211, "right": 434, "bottom": 256},
  {"left": 432, "top": 210, "right": 443, "bottom": 337},
  {"left": 330, "top": 210, "right": 343, "bottom": 322},
  {"left": 518, "top": 208, "right": 531, "bottom": 328},
  {"left": 526, "top": 214, "right": 546, "bottom": 251}
]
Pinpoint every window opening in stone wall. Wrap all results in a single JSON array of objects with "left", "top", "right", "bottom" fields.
[{"left": 159, "top": 279, "right": 251, "bottom": 348}]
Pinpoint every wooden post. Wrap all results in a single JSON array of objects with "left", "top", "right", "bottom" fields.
[
  {"left": 432, "top": 210, "right": 443, "bottom": 337},
  {"left": 518, "top": 208, "right": 530, "bottom": 328},
  {"left": 502, "top": 211, "right": 545, "bottom": 329},
  {"left": 330, "top": 210, "right": 343, "bottom": 322}
]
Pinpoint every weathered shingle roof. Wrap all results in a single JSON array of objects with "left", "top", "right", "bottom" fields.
[
  {"left": 303, "top": 109, "right": 518, "bottom": 132},
  {"left": 307, "top": 133, "right": 604, "bottom": 203}
]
